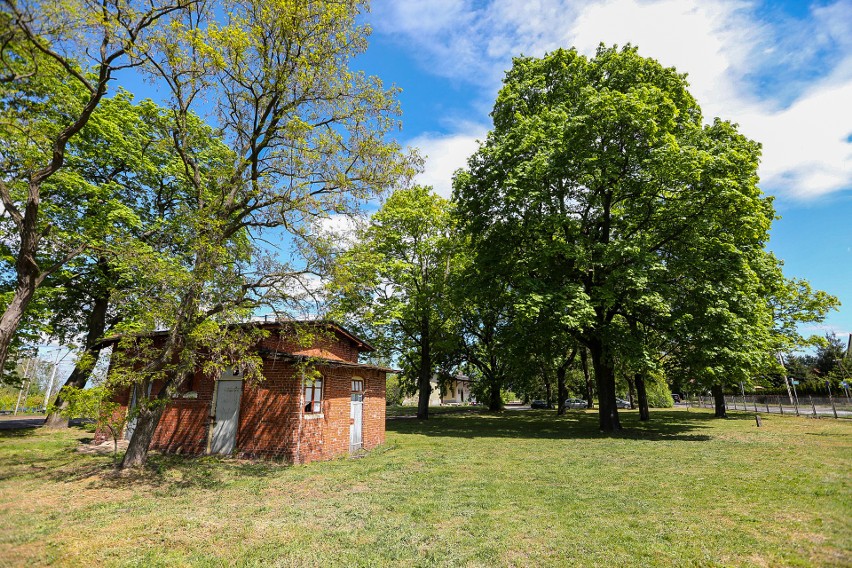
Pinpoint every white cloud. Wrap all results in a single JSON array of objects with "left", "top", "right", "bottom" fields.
[
  {"left": 737, "top": 74, "right": 852, "bottom": 198},
  {"left": 408, "top": 126, "right": 488, "bottom": 198},
  {"left": 315, "top": 214, "right": 363, "bottom": 247},
  {"left": 372, "top": 0, "right": 852, "bottom": 199}
]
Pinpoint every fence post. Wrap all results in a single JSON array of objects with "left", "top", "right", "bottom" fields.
[
  {"left": 808, "top": 394, "right": 817, "bottom": 417},
  {"left": 779, "top": 396, "right": 784, "bottom": 415},
  {"left": 765, "top": 400, "right": 769, "bottom": 413},
  {"left": 826, "top": 381, "right": 838, "bottom": 419}
]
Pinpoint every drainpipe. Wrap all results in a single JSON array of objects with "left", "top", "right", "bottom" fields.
[{"left": 295, "top": 368, "right": 305, "bottom": 464}]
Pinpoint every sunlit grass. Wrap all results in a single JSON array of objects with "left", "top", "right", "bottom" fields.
[{"left": 0, "top": 408, "right": 849, "bottom": 567}]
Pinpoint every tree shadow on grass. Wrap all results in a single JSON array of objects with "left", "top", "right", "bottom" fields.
[
  {"left": 0, "top": 423, "right": 285, "bottom": 491},
  {"left": 40, "top": 451, "right": 289, "bottom": 491},
  {"left": 384, "top": 409, "right": 753, "bottom": 442}
]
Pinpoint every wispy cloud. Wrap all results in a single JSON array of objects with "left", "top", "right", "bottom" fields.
[
  {"left": 408, "top": 123, "right": 488, "bottom": 198},
  {"left": 373, "top": 0, "right": 852, "bottom": 199}
]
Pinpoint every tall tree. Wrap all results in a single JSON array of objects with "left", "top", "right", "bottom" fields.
[
  {"left": 116, "top": 0, "right": 409, "bottom": 468},
  {"left": 0, "top": 0, "right": 197, "bottom": 374},
  {"left": 329, "top": 186, "right": 455, "bottom": 420},
  {"left": 454, "top": 46, "right": 776, "bottom": 431},
  {"left": 41, "top": 95, "right": 210, "bottom": 428}
]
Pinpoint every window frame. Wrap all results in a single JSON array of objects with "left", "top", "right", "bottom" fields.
[{"left": 303, "top": 376, "right": 324, "bottom": 414}]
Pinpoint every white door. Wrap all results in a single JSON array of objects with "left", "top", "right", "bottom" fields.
[
  {"left": 350, "top": 380, "right": 364, "bottom": 452},
  {"left": 211, "top": 378, "right": 243, "bottom": 454}
]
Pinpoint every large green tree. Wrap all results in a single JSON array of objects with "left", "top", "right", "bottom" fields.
[
  {"left": 454, "top": 46, "right": 779, "bottom": 431},
  {"left": 40, "top": 94, "right": 212, "bottom": 428},
  {"left": 0, "top": 0, "right": 197, "bottom": 375},
  {"left": 329, "top": 186, "right": 455, "bottom": 420}
]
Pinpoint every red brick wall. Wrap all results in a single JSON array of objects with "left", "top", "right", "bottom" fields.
[
  {"left": 235, "top": 363, "right": 386, "bottom": 462},
  {"left": 150, "top": 370, "right": 214, "bottom": 454},
  {"left": 103, "top": 361, "right": 386, "bottom": 463},
  {"left": 258, "top": 328, "right": 362, "bottom": 363},
  {"left": 102, "top": 325, "right": 385, "bottom": 462}
]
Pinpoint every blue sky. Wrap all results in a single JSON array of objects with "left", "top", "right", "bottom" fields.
[{"left": 352, "top": 0, "right": 852, "bottom": 345}]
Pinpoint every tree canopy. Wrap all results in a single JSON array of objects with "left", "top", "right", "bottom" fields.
[{"left": 453, "top": 45, "right": 824, "bottom": 429}]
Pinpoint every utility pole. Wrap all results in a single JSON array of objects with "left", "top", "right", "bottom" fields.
[
  {"left": 777, "top": 352, "right": 794, "bottom": 405},
  {"left": 13, "top": 358, "right": 33, "bottom": 416},
  {"left": 43, "top": 349, "right": 64, "bottom": 410}
]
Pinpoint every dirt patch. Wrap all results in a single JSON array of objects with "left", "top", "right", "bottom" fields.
[{"left": 76, "top": 439, "right": 129, "bottom": 455}]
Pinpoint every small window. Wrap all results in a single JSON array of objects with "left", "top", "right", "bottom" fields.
[
  {"left": 303, "top": 378, "right": 323, "bottom": 414},
  {"left": 351, "top": 379, "right": 364, "bottom": 402}
]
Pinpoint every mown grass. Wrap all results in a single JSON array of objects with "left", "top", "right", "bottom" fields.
[{"left": 0, "top": 408, "right": 849, "bottom": 567}]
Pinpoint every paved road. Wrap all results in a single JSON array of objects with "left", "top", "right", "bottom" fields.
[{"left": 0, "top": 416, "right": 45, "bottom": 430}]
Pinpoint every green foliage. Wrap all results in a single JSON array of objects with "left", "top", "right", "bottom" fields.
[
  {"left": 644, "top": 374, "right": 674, "bottom": 408},
  {"left": 328, "top": 186, "right": 457, "bottom": 407},
  {"left": 453, "top": 44, "right": 838, "bottom": 425},
  {"left": 384, "top": 374, "right": 405, "bottom": 406},
  {"left": 51, "top": 385, "right": 128, "bottom": 458}
]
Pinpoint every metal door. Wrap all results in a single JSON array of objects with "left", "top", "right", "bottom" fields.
[
  {"left": 211, "top": 379, "right": 243, "bottom": 454},
  {"left": 350, "top": 380, "right": 363, "bottom": 452}
]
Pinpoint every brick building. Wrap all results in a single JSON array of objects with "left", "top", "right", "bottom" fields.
[{"left": 107, "top": 321, "right": 393, "bottom": 463}]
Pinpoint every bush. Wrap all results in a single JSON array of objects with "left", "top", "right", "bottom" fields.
[{"left": 646, "top": 375, "right": 674, "bottom": 408}]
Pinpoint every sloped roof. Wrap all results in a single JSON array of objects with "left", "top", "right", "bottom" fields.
[
  {"left": 98, "top": 319, "right": 376, "bottom": 353},
  {"left": 258, "top": 347, "right": 399, "bottom": 374}
]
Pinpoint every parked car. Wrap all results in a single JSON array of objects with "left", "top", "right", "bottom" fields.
[
  {"left": 530, "top": 400, "right": 550, "bottom": 409},
  {"left": 564, "top": 398, "right": 588, "bottom": 409},
  {"left": 615, "top": 398, "right": 631, "bottom": 409},
  {"left": 672, "top": 394, "right": 682, "bottom": 403}
]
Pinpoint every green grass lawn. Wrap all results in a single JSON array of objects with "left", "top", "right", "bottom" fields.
[{"left": 0, "top": 408, "right": 849, "bottom": 567}]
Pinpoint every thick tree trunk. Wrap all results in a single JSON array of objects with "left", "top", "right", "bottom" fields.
[
  {"left": 45, "top": 292, "right": 111, "bottom": 428},
  {"left": 581, "top": 348, "right": 594, "bottom": 409},
  {"left": 487, "top": 374, "right": 502, "bottom": 411},
  {"left": 0, "top": 268, "right": 38, "bottom": 376},
  {"left": 588, "top": 338, "right": 621, "bottom": 431},
  {"left": 416, "top": 323, "right": 431, "bottom": 420},
  {"left": 121, "top": 402, "right": 167, "bottom": 469},
  {"left": 556, "top": 364, "right": 567, "bottom": 415},
  {"left": 712, "top": 384, "right": 726, "bottom": 418},
  {"left": 627, "top": 376, "right": 636, "bottom": 410},
  {"left": 635, "top": 373, "right": 650, "bottom": 421}
]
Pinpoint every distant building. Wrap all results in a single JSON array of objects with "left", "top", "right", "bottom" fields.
[{"left": 402, "top": 374, "right": 474, "bottom": 406}]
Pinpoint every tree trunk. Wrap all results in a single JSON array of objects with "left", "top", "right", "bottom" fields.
[
  {"left": 556, "top": 364, "right": 567, "bottom": 415},
  {"left": 627, "top": 376, "right": 636, "bottom": 410},
  {"left": 488, "top": 374, "right": 502, "bottom": 411},
  {"left": 712, "top": 384, "right": 726, "bottom": 418},
  {"left": 635, "top": 373, "right": 650, "bottom": 421},
  {"left": 416, "top": 322, "right": 431, "bottom": 420},
  {"left": 121, "top": 402, "right": 167, "bottom": 469},
  {"left": 588, "top": 337, "right": 621, "bottom": 431},
  {"left": 581, "top": 348, "right": 594, "bottom": 409},
  {"left": 45, "top": 291, "right": 111, "bottom": 428},
  {"left": 0, "top": 268, "right": 38, "bottom": 376}
]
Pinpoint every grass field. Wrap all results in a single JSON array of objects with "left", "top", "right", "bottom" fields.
[{"left": 0, "top": 408, "right": 849, "bottom": 567}]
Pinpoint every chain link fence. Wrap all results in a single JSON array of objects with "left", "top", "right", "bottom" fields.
[{"left": 686, "top": 393, "right": 852, "bottom": 418}]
